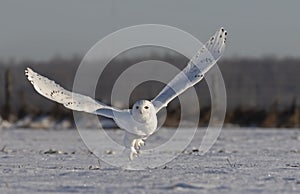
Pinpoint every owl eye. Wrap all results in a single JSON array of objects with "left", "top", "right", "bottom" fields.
[
  {"left": 136, "top": 106, "right": 139, "bottom": 109},
  {"left": 144, "top": 106, "right": 149, "bottom": 109}
]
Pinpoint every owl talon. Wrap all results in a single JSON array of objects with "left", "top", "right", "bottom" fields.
[
  {"left": 135, "top": 139, "right": 145, "bottom": 150},
  {"left": 129, "top": 147, "right": 138, "bottom": 160}
]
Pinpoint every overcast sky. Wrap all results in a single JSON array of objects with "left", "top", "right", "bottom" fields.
[{"left": 0, "top": 0, "right": 299, "bottom": 62}]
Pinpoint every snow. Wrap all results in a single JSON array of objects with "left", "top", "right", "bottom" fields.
[{"left": 0, "top": 128, "right": 300, "bottom": 193}]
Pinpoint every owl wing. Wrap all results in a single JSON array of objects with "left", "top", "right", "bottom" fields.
[
  {"left": 151, "top": 27, "right": 227, "bottom": 112},
  {"left": 25, "top": 68, "right": 120, "bottom": 119}
]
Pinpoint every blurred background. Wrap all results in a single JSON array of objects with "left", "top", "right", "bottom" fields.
[{"left": 0, "top": 0, "right": 299, "bottom": 128}]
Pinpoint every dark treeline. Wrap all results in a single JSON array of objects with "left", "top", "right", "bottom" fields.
[{"left": 0, "top": 52, "right": 299, "bottom": 128}]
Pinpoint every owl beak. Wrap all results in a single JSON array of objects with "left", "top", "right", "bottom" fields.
[{"left": 139, "top": 109, "right": 143, "bottom": 114}]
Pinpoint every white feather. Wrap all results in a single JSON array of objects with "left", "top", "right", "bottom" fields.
[
  {"left": 25, "top": 68, "right": 117, "bottom": 118},
  {"left": 151, "top": 27, "right": 227, "bottom": 112}
]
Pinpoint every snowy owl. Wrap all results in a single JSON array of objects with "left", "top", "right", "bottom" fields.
[{"left": 25, "top": 27, "right": 227, "bottom": 160}]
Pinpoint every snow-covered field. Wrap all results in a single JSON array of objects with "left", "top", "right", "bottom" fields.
[{"left": 0, "top": 128, "right": 300, "bottom": 193}]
